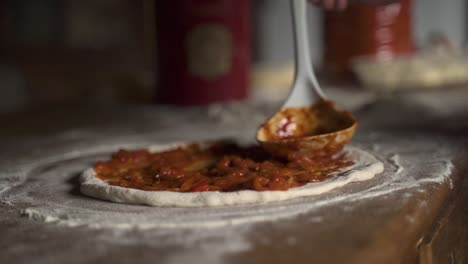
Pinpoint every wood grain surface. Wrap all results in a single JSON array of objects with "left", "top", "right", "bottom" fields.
[{"left": 1, "top": 90, "right": 467, "bottom": 264}]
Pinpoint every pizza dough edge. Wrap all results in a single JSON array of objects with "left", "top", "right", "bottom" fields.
[{"left": 80, "top": 146, "right": 384, "bottom": 207}]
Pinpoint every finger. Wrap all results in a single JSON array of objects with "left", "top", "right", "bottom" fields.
[
  {"left": 309, "top": 0, "right": 321, "bottom": 5},
  {"left": 323, "top": 0, "right": 335, "bottom": 10},
  {"left": 336, "top": 0, "right": 348, "bottom": 10}
]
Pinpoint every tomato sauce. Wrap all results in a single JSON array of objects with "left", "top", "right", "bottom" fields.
[
  {"left": 258, "top": 100, "right": 356, "bottom": 142},
  {"left": 94, "top": 141, "right": 353, "bottom": 192}
]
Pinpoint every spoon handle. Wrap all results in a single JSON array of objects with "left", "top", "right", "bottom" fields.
[{"left": 286, "top": 0, "right": 325, "bottom": 107}]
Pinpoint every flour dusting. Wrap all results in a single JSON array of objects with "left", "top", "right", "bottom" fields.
[
  {"left": 389, "top": 154, "right": 404, "bottom": 174},
  {"left": 0, "top": 135, "right": 456, "bottom": 230},
  {"left": 0, "top": 102, "right": 460, "bottom": 231}
]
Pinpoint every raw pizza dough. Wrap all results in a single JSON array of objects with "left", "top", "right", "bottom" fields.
[{"left": 80, "top": 144, "right": 384, "bottom": 207}]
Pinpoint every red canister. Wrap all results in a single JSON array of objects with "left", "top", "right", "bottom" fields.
[
  {"left": 322, "top": 0, "right": 414, "bottom": 80},
  {"left": 155, "top": 0, "right": 251, "bottom": 105}
]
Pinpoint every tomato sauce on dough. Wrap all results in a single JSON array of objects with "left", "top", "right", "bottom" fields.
[{"left": 94, "top": 142, "right": 353, "bottom": 192}]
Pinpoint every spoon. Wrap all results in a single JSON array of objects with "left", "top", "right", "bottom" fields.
[{"left": 256, "top": 0, "right": 357, "bottom": 160}]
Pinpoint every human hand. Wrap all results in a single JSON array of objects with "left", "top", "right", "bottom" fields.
[
  {"left": 310, "top": 0, "right": 400, "bottom": 10},
  {"left": 309, "top": 0, "right": 348, "bottom": 10}
]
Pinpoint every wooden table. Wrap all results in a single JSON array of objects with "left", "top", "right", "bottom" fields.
[{"left": 0, "top": 90, "right": 467, "bottom": 264}]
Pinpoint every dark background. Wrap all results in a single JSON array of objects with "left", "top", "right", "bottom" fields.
[{"left": 0, "top": 0, "right": 466, "bottom": 112}]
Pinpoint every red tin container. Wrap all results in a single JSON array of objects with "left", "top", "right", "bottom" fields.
[
  {"left": 155, "top": 0, "right": 251, "bottom": 105},
  {"left": 322, "top": 0, "right": 413, "bottom": 80}
]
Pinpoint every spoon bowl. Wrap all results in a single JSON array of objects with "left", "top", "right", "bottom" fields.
[
  {"left": 257, "top": 100, "right": 357, "bottom": 159},
  {"left": 256, "top": 0, "right": 358, "bottom": 159}
]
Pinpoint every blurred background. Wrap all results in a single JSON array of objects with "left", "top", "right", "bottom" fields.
[{"left": 0, "top": 0, "right": 467, "bottom": 113}]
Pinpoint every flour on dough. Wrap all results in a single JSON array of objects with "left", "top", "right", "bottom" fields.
[{"left": 80, "top": 145, "right": 384, "bottom": 207}]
